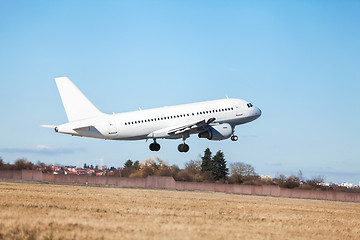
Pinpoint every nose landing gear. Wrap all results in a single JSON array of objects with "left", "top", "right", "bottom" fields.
[
  {"left": 149, "top": 140, "right": 160, "bottom": 151},
  {"left": 231, "top": 135, "right": 238, "bottom": 141}
]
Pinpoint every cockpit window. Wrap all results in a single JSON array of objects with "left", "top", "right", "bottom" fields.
[{"left": 247, "top": 103, "right": 253, "bottom": 108}]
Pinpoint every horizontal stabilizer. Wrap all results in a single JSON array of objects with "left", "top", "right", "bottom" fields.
[
  {"left": 73, "top": 125, "right": 94, "bottom": 131},
  {"left": 40, "top": 125, "right": 56, "bottom": 128}
]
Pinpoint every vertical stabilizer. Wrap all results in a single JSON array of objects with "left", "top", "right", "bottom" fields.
[{"left": 55, "top": 77, "right": 104, "bottom": 122}]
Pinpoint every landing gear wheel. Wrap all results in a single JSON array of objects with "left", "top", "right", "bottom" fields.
[
  {"left": 154, "top": 143, "right": 160, "bottom": 151},
  {"left": 149, "top": 143, "right": 155, "bottom": 151},
  {"left": 231, "top": 135, "right": 238, "bottom": 141},
  {"left": 178, "top": 143, "right": 189, "bottom": 153},
  {"left": 183, "top": 144, "right": 189, "bottom": 152},
  {"left": 149, "top": 142, "right": 160, "bottom": 151}
]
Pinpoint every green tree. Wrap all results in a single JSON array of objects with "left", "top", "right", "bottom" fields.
[
  {"left": 133, "top": 160, "right": 140, "bottom": 170},
  {"left": 211, "top": 151, "right": 228, "bottom": 181},
  {"left": 201, "top": 148, "right": 213, "bottom": 172},
  {"left": 124, "top": 160, "right": 133, "bottom": 168}
]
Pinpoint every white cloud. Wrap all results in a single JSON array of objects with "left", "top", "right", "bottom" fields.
[{"left": 0, "top": 145, "right": 82, "bottom": 155}]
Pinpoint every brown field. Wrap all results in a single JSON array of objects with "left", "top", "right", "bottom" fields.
[{"left": 0, "top": 181, "right": 359, "bottom": 240}]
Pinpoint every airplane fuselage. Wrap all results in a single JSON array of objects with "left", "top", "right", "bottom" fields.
[
  {"left": 49, "top": 77, "right": 261, "bottom": 152},
  {"left": 56, "top": 98, "right": 261, "bottom": 141}
]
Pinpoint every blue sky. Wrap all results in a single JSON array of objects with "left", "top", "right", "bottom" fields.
[{"left": 0, "top": 1, "right": 359, "bottom": 184}]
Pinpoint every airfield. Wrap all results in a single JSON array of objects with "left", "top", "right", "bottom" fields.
[{"left": 0, "top": 181, "right": 359, "bottom": 239}]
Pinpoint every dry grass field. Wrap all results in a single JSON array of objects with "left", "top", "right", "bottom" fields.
[{"left": 0, "top": 181, "right": 359, "bottom": 240}]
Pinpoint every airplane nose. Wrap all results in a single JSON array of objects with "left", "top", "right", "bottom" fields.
[
  {"left": 252, "top": 106, "right": 261, "bottom": 119},
  {"left": 256, "top": 107, "right": 262, "bottom": 116}
]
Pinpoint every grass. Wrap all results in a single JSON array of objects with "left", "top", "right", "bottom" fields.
[{"left": 0, "top": 181, "right": 359, "bottom": 240}]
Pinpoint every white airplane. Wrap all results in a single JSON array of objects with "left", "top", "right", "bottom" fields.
[{"left": 44, "top": 77, "right": 261, "bottom": 152}]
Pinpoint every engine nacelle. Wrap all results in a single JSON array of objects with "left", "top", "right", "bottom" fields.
[{"left": 198, "top": 123, "right": 233, "bottom": 140}]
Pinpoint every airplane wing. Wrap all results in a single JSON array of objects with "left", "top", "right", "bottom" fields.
[{"left": 167, "top": 117, "right": 216, "bottom": 135}]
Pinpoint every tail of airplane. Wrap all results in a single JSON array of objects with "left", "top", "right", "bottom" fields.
[{"left": 55, "top": 77, "right": 105, "bottom": 122}]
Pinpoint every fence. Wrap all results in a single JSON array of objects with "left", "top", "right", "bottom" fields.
[{"left": 1, "top": 170, "right": 359, "bottom": 202}]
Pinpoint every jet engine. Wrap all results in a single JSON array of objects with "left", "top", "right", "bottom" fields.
[{"left": 198, "top": 123, "right": 233, "bottom": 140}]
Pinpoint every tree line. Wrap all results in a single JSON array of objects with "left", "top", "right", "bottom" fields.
[
  {"left": 0, "top": 157, "right": 53, "bottom": 173},
  {"left": 1, "top": 150, "right": 359, "bottom": 193}
]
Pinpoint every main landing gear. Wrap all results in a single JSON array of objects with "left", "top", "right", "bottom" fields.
[
  {"left": 178, "top": 134, "right": 189, "bottom": 152},
  {"left": 178, "top": 143, "right": 189, "bottom": 152},
  {"left": 149, "top": 140, "right": 160, "bottom": 151},
  {"left": 231, "top": 135, "right": 238, "bottom": 141},
  {"left": 149, "top": 135, "right": 190, "bottom": 152}
]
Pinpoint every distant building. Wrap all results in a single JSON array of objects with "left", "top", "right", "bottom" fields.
[
  {"left": 319, "top": 182, "right": 331, "bottom": 187},
  {"left": 340, "top": 182, "right": 354, "bottom": 188},
  {"left": 260, "top": 175, "right": 272, "bottom": 181},
  {"left": 52, "top": 165, "right": 108, "bottom": 176}
]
